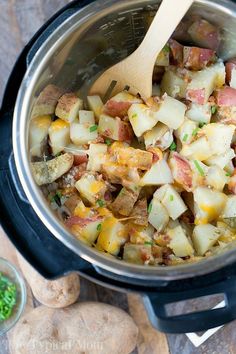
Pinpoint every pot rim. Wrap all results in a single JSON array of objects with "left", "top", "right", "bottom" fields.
[{"left": 13, "top": 0, "right": 236, "bottom": 281}]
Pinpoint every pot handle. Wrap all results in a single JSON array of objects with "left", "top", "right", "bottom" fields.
[{"left": 143, "top": 276, "right": 236, "bottom": 333}]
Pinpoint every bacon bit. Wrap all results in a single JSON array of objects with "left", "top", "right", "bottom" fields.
[
  {"left": 73, "top": 154, "right": 88, "bottom": 166},
  {"left": 74, "top": 162, "right": 87, "bottom": 180},
  {"left": 104, "top": 190, "right": 112, "bottom": 201},
  {"left": 140, "top": 249, "right": 151, "bottom": 262},
  {"left": 65, "top": 215, "right": 102, "bottom": 228}
]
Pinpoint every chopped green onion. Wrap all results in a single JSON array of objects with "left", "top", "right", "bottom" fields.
[
  {"left": 105, "top": 138, "right": 112, "bottom": 146},
  {"left": 169, "top": 141, "right": 177, "bottom": 151},
  {"left": 192, "top": 128, "right": 199, "bottom": 136},
  {"left": 163, "top": 44, "right": 170, "bottom": 53},
  {"left": 97, "top": 199, "right": 105, "bottom": 207},
  {"left": 132, "top": 113, "right": 137, "bottom": 118},
  {"left": 97, "top": 223, "right": 102, "bottom": 231},
  {"left": 225, "top": 172, "right": 231, "bottom": 177},
  {"left": 199, "top": 122, "right": 206, "bottom": 128},
  {"left": 211, "top": 105, "right": 217, "bottom": 115},
  {"left": 183, "top": 134, "right": 188, "bottom": 142},
  {"left": 148, "top": 202, "right": 153, "bottom": 214},
  {"left": 194, "top": 160, "right": 205, "bottom": 177},
  {"left": 144, "top": 241, "right": 153, "bottom": 246},
  {"left": 89, "top": 124, "right": 98, "bottom": 132},
  {"left": 169, "top": 194, "right": 174, "bottom": 202},
  {"left": 0, "top": 273, "right": 17, "bottom": 322}
]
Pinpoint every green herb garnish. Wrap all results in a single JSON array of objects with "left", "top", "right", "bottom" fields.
[
  {"left": 148, "top": 202, "right": 153, "bottom": 214},
  {"left": 97, "top": 223, "right": 102, "bottom": 231},
  {"left": 211, "top": 105, "right": 218, "bottom": 115},
  {"left": 132, "top": 113, "right": 137, "bottom": 118},
  {"left": 192, "top": 128, "right": 199, "bottom": 136},
  {"left": 163, "top": 44, "right": 170, "bottom": 53},
  {"left": 89, "top": 124, "right": 98, "bottom": 132},
  {"left": 199, "top": 122, "right": 206, "bottom": 128},
  {"left": 225, "top": 172, "right": 231, "bottom": 177},
  {"left": 0, "top": 273, "right": 17, "bottom": 321},
  {"left": 183, "top": 134, "right": 188, "bottom": 142},
  {"left": 169, "top": 194, "right": 174, "bottom": 202},
  {"left": 194, "top": 160, "right": 205, "bottom": 177},
  {"left": 144, "top": 241, "right": 153, "bottom": 246},
  {"left": 97, "top": 199, "right": 105, "bottom": 207},
  {"left": 105, "top": 139, "right": 112, "bottom": 146},
  {"left": 169, "top": 141, "right": 177, "bottom": 151},
  {"left": 50, "top": 191, "right": 62, "bottom": 206}
]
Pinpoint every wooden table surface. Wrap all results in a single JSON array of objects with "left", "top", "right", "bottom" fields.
[{"left": 1, "top": 1, "right": 236, "bottom": 353}]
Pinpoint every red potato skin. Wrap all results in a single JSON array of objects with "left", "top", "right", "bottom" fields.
[
  {"left": 73, "top": 154, "right": 88, "bottom": 166},
  {"left": 226, "top": 59, "right": 236, "bottom": 85},
  {"left": 170, "top": 152, "right": 193, "bottom": 192},
  {"left": 117, "top": 119, "right": 133, "bottom": 142},
  {"left": 183, "top": 47, "right": 216, "bottom": 71},
  {"left": 169, "top": 39, "right": 183, "bottom": 66},
  {"left": 215, "top": 86, "right": 236, "bottom": 106},
  {"left": 65, "top": 215, "right": 102, "bottom": 228},
  {"left": 103, "top": 100, "right": 132, "bottom": 118},
  {"left": 186, "top": 88, "right": 205, "bottom": 105},
  {"left": 188, "top": 19, "right": 220, "bottom": 51}
]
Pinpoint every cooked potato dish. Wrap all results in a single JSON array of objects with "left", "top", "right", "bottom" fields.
[{"left": 30, "top": 17, "right": 236, "bottom": 266}]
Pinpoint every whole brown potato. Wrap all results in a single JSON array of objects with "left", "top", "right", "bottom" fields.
[
  {"left": 10, "top": 302, "right": 138, "bottom": 354},
  {"left": 17, "top": 254, "right": 80, "bottom": 308}
]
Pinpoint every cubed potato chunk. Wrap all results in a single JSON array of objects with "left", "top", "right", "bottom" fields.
[
  {"left": 183, "top": 46, "right": 216, "bottom": 71},
  {"left": 29, "top": 115, "right": 51, "bottom": 157},
  {"left": 128, "top": 104, "right": 158, "bottom": 137},
  {"left": 194, "top": 186, "right": 227, "bottom": 225},
  {"left": 168, "top": 225, "right": 194, "bottom": 257},
  {"left": 215, "top": 86, "right": 236, "bottom": 106},
  {"left": 221, "top": 195, "right": 236, "bottom": 227},
  {"left": 102, "top": 162, "right": 140, "bottom": 186},
  {"left": 98, "top": 114, "right": 132, "bottom": 141},
  {"left": 87, "top": 143, "right": 107, "bottom": 172},
  {"left": 115, "top": 147, "right": 153, "bottom": 170},
  {"left": 111, "top": 187, "right": 140, "bottom": 216},
  {"left": 192, "top": 224, "right": 221, "bottom": 256},
  {"left": 87, "top": 95, "right": 103, "bottom": 120},
  {"left": 140, "top": 159, "right": 173, "bottom": 186},
  {"left": 55, "top": 93, "right": 83, "bottom": 123},
  {"left": 154, "top": 95, "right": 186, "bottom": 129},
  {"left": 186, "top": 61, "right": 225, "bottom": 104},
  {"left": 148, "top": 198, "right": 169, "bottom": 231},
  {"left": 226, "top": 59, "right": 236, "bottom": 89},
  {"left": 75, "top": 173, "right": 107, "bottom": 205},
  {"left": 187, "top": 19, "right": 220, "bottom": 51},
  {"left": 66, "top": 215, "right": 103, "bottom": 245},
  {"left": 155, "top": 46, "right": 170, "bottom": 66},
  {"left": 31, "top": 84, "right": 64, "bottom": 117},
  {"left": 180, "top": 137, "right": 212, "bottom": 161},
  {"left": 205, "top": 165, "right": 228, "bottom": 191},
  {"left": 130, "top": 198, "right": 148, "bottom": 226},
  {"left": 204, "top": 149, "right": 235, "bottom": 169},
  {"left": 169, "top": 39, "right": 183, "bottom": 65},
  {"left": 78, "top": 110, "right": 95, "bottom": 125},
  {"left": 70, "top": 122, "right": 98, "bottom": 145},
  {"left": 175, "top": 118, "right": 198, "bottom": 145},
  {"left": 161, "top": 69, "right": 188, "bottom": 98},
  {"left": 169, "top": 152, "right": 193, "bottom": 191},
  {"left": 144, "top": 122, "right": 173, "bottom": 150},
  {"left": 103, "top": 91, "right": 142, "bottom": 118},
  {"left": 48, "top": 119, "right": 70, "bottom": 155},
  {"left": 161, "top": 184, "right": 187, "bottom": 220},
  {"left": 123, "top": 244, "right": 153, "bottom": 265},
  {"left": 96, "top": 217, "right": 127, "bottom": 255},
  {"left": 202, "top": 123, "right": 235, "bottom": 155},
  {"left": 185, "top": 102, "right": 211, "bottom": 124}
]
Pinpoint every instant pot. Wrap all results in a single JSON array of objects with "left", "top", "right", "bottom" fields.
[{"left": 1, "top": 0, "right": 236, "bottom": 333}]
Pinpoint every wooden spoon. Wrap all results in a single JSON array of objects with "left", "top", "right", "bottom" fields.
[{"left": 90, "top": 0, "right": 194, "bottom": 100}]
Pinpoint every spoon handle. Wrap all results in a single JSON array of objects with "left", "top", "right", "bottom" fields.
[{"left": 136, "top": 0, "right": 194, "bottom": 62}]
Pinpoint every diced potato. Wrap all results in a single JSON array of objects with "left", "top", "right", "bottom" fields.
[
  {"left": 154, "top": 95, "right": 186, "bottom": 129},
  {"left": 161, "top": 184, "right": 187, "bottom": 220},
  {"left": 175, "top": 118, "right": 198, "bottom": 145},
  {"left": 168, "top": 225, "right": 194, "bottom": 257},
  {"left": 123, "top": 244, "right": 153, "bottom": 265},
  {"left": 78, "top": 110, "right": 95, "bottom": 125},
  {"left": 102, "top": 162, "right": 140, "bottom": 187},
  {"left": 128, "top": 223, "right": 154, "bottom": 244},
  {"left": 75, "top": 173, "right": 107, "bottom": 205},
  {"left": 130, "top": 198, "right": 148, "bottom": 226},
  {"left": 202, "top": 123, "right": 235, "bottom": 155},
  {"left": 205, "top": 165, "right": 229, "bottom": 191},
  {"left": 152, "top": 84, "right": 161, "bottom": 96},
  {"left": 68, "top": 217, "right": 102, "bottom": 245},
  {"left": 140, "top": 159, "right": 173, "bottom": 186},
  {"left": 111, "top": 187, "right": 140, "bottom": 216},
  {"left": 186, "top": 61, "right": 225, "bottom": 104},
  {"left": 204, "top": 149, "right": 235, "bottom": 169},
  {"left": 185, "top": 102, "right": 211, "bottom": 124},
  {"left": 31, "top": 85, "right": 64, "bottom": 118},
  {"left": 187, "top": 19, "right": 220, "bottom": 51},
  {"left": 87, "top": 95, "right": 103, "bottom": 120},
  {"left": 128, "top": 104, "right": 158, "bottom": 137},
  {"left": 183, "top": 46, "right": 216, "bottom": 71},
  {"left": 153, "top": 184, "right": 169, "bottom": 201},
  {"left": 226, "top": 59, "right": 236, "bottom": 89},
  {"left": 192, "top": 224, "right": 221, "bottom": 256},
  {"left": 55, "top": 93, "right": 83, "bottom": 123},
  {"left": 194, "top": 186, "right": 227, "bottom": 225},
  {"left": 70, "top": 122, "right": 98, "bottom": 145},
  {"left": 103, "top": 91, "right": 142, "bottom": 118},
  {"left": 31, "top": 153, "right": 74, "bottom": 186},
  {"left": 180, "top": 137, "right": 212, "bottom": 161},
  {"left": 169, "top": 152, "right": 193, "bottom": 191},
  {"left": 87, "top": 143, "right": 107, "bottom": 172},
  {"left": 221, "top": 195, "right": 236, "bottom": 228},
  {"left": 144, "top": 122, "right": 173, "bottom": 150},
  {"left": 190, "top": 160, "right": 208, "bottom": 186},
  {"left": 148, "top": 198, "right": 169, "bottom": 231},
  {"left": 48, "top": 119, "right": 70, "bottom": 155},
  {"left": 169, "top": 39, "right": 183, "bottom": 65},
  {"left": 155, "top": 46, "right": 170, "bottom": 66},
  {"left": 98, "top": 114, "right": 132, "bottom": 141},
  {"left": 96, "top": 217, "right": 127, "bottom": 255},
  {"left": 215, "top": 86, "right": 236, "bottom": 106},
  {"left": 161, "top": 69, "right": 188, "bottom": 98},
  {"left": 29, "top": 115, "right": 51, "bottom": 157},
  {"left": 115, "top": 147, "right": 153, "bottom": 170}
]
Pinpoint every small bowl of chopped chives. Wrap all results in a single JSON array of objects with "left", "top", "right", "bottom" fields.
[{"left": 0, "top": 258, "right": 26, "bottom": 335}]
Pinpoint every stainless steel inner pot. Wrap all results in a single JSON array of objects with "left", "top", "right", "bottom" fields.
[{"left": 13, "top": 0, "right": 236, "bottom": 281}]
